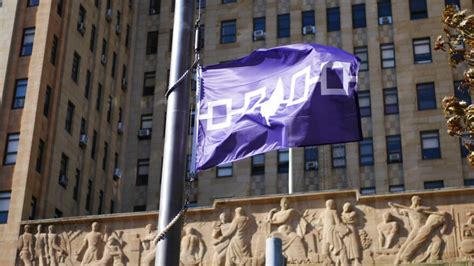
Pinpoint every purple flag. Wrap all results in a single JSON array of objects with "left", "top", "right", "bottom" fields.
[{"left": 195, "top": 43, "right": 361, "bottom": 171}]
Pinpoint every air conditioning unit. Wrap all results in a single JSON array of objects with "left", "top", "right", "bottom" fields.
[
  {"left": 79, "top": 134, "right": 88, "bottom": 147},
  {"left": 138, "top": 128, "right": 151, "bottom": 139},
  {"left": 378, "top": 16, "right": 393, "bottom": 25},
  {"left": 305, "top": 161, "right": 318, "bottom": 170},
  {"left": 388, "top": 153, "right": 401, "bottom": 162},
  {"left": 59, "top": 175, "right": 69, "bottom": 187},
  {"left": 115, "top": 24, "right": 121, "bottom": 34},
  {"left": 105, "top": 9, "right": 113, "bottom": 21},
  {"left": 101, "top": 54, "right": 107, "bottom": 64},
  {"left": 113, "top": 168, "right": 122, "bottom": 181},
  {"left": 303, "top": 25, "right": 316, "bottom": 35},
  {"left": 121, "top": 78, "right": 128, "bottom": 90},
  {"left": 77, "top": 22, "right": 86, "bottom": 34},
  {"left": 117, "top": 122, "right": 124, "bottom": 134},
  {"left": 253, "top": 30, "right": 265, "bottom": 41}
]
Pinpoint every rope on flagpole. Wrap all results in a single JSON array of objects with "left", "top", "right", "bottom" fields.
[{"left": 154, "top": 0, "right": 203, "bottom": 244}]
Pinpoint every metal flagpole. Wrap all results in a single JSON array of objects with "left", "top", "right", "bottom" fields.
[
  {"left": 156, "top": 0, "right": 195, "bottom": 265},
  {"left": 288, "top": 148, "right": 294, "bottom": 194}
]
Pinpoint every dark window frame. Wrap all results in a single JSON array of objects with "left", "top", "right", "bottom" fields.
[
  {"left": 251, "top": 154, "right": 265, "bottom": 176},
  {"left": 383, "top": 87, "right": 399, "bottom": 114},
  {"left": 143, "top": 71, "right": 156, "bottom": 96},
  {"left": 416, "top": 82, "right": 437, "bottom": 110},
  {"left": 20, "top": 27, "right": 35, "bottom": 56},
  {"left": 386, "top": 135, "right": 402, "bottom": 163},
  {"left": 380, "top": 43, "right": 395, "bottom": 69},
  {"left": 326, "top": 7, "right": 341, "bottom": 32},
  {"left": 277, "top": 13, "right": 290, "bottom": 38},
  {"left": 12, "top": 79, "right": 28, "bottom": 109},
  {"left": 354, "top": 46, "right": 369, "bottom": 71},
  {"left": 136, "top": 159, "right": 150, "bottom": 186},
  {"left": 413, "top": 37, "right": 432, "bottom": 64},
  {"left": 217, "top": 162, "right": 233, "bottom": 177},
  {"left": 352, "top": 3, "right": 367, "bottom": 29},
  {"left": 359, "top": 138, "right": 374, "bottom": 166},
  {"left": 3, "top": 133, "right": 20, "bottom": 165},
  {"left": 358, "top": 90, "right": 371, "bottom": 117},
  {"left": 420, "top": 130, "right": 441, "bottom": 160},
  {"left": 220, "top": 19, "right": 237, "bottom": 44},
  {"left": 409, "top": 0, "right": 428, "bottom": 20},
  {"left": 332, "top": 144, "right": 346, "bottom": 168},
  {"left": 146, "top": 31, "right": 159, "bottom": 55}
]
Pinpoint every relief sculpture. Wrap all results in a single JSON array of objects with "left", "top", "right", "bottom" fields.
[
  {"left": 140, "top": 224, "right": 158, "bottom": 266},
  {"left": 212, "top": 207, "right": 251, "bottom": 266},
  {"left": 376, "top": 211, "right": 398, "bottom": 250},
  {"left": 180, "top": 227, "right": 205, "bottom": 266},
  {"left": 340, "top": 202, "right": 362, "bottom": 266},
  {"left": 75, "top": 222, "right": 105, "bottom": 265},
  {"left": 18, "top": 225, "right": 34, "bottom": 266},
  {"left": 266, "top": 197, "right": 310, "bottom": 263},
  {"left": 48, "top": 225, "right": 68, "bottom": 265},
  {"left": 35, "top": 224, "right": 49, "bottom": 266},
  {"left": 460, "top": 211, "right": 474, "bottom": 260}
]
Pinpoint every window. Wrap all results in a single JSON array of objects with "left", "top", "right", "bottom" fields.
[
  {"left": 101, "top": 39, "right": 107, "bottom": 64},
  {"left": 21, "top": 28, "right": 35, "bottom": 56},
  {"left": 146, "top": 31, "right": 158, "bottom": 55},
  {"left": 354, "top": 46, "right": 368, "bottom": 71},
  {"left": 386, "top": 135, "right": 402, "bottom": 163},
  {"left": 136, "top": 159, "right": 149, "bottom": 186},
  {"left": 389, "top": 184, "right": 405, "bottom": 193},
  {"left": 360, "top": 187, "right": 376, "bottom": 195},
  {"left": 28, "top": 0, "right": 39, "bottom": 6},
  {"left": 71, "top": 52, "right": 81, "bottom": 83},
  {"left": 29, "top": 196, "right": 37, "bottom": 220},
  {"left": 377, "top": 0, "right": 392, "bottom": 22},
  {"left": 36, "top": 139, "right": 45, "bottom": 173},
  {"left": 43, "top": 86, "right": 51, "bottom": 117},
  {"left": 424, "top": 180, "right": 444, "bottom": 189},
  {"left": 77, "top": 5, "right": 86, "bottom": 35},
  {"left": 143, "top": 71, "right": 155, "bottom": 96},
  {"left": 73, "top": 169, "right": 80, "bottom": 200},
  {"left": 111, "top": 52, "right": 117, "bottom": 78},
  {"left": 253, "top": 17, "right": 265, "bottom": 41},
  {"left": 141, "top": 114, "right": 153, "bottom": 129},
  {"left": 304, "top": 146, "right": 318, "bottom": 171},
  {"left": 85, "top": 70, "right": 91, "bottom": 99},
  {"left": 417, "top": 82, "right": 436, "bottom": 110},
  {"left": 150, "top": 0, "right": 160, "bottom": 14},
  {"left": 95, "top": 0, "right": 99, "bottom": 8},
  {"left": 421, "top": 130, "right": 441, "bottom": 159},
  {"left": 461, "top": 139, "right": 469, "bottom": 158},
  {"left": 12, "top": 79, "right": 28, "bottom": 109},
  {"left": 134, "top": 205, "right": 146, "bottom": 212},
  {"left": 98, "top": 190, "right": 104, "bottom": 214},
  {"left": 116, "top": 11, "right": 121, "bottom": 29},
  {"left": 358, "top": 90, "right": 371, "bottom": 117},
  {"left": 90, "top": 25, "right": 97, "bottom": 52},
  {"left": 65, "top": 101, "right": 75, "bottom": 133},
  {"left": 3, "top": 133, "right": 19, "bottom": 165},
  {"left": 251, "top": 154, "right": 265, "bottom": 175},
  {"left": 169, "top": 29, "right": 173, "bottom": 52},
  {"left": 277, "top": 14, "right": 290, "bottom": 38},
  {"left": 383, "top": 88, "right": 399, "bottom": 114},
  {"left": 57, "top": 0, "right": 63, "bottom": 16},
  {"left": 352, "top": 4, "right": 366, "bottom": 28},
  {"left": 410, "top": 0, "right": 428, "bottom": 20},
  {"left": 217, "top": 163, "right": 233, "bottom": 177},
  {"left": 59, "top": 153, "right": 69, "bottom": 187},
  {"left": 359, "top": 138, "right": 374, "bottom": 166},
  {"left": 0, "top": 192, "right": 10, "bottom": 223},
  {"left": 277, "top": 149, "right": 289, "bottom": 173},
  {"left": 222, "top": 0, "right": 236, "bottom": 3},
  {"left": 302, "top": 11, "right": 315, "bottom": 34},
  {"left": 102, "top": 142, "right": 108, "bottom": 170},
  {"left": 125, "top": 24, "right": 130, "bottom": 48},
  {"left": 327, "top": 7, "right": 340, "bottom": 32},
  {"left": 96, "top": 83, "right": 103, "bottom": 110},
  {"left": 445, "top": 0, "right": 460, "bottom": 8},
  {"left": 380, "top": 43, "right": 395, "bottom": 69},
  {"left": 106, "top": 96, "right": 112, "bottom": 122},
  {"left": 91, "top": 130, "right": 97, "bottom": 159},
  {"left": 413, "top": 38, "right": 431, "bottom": 64},
  {"left": 85, "top": 180, "right": 92, "bottom": 211},
  {"left": 332, "top": 144, "right": 346, "bottom": 168},
  {"left": 464, "top": 179, "right": 474, "bottom": 186},
  {"left": 454, "top": 81, "right": 471, "bottom": 105},
  {"left": 51, "top": 35, "right": 59, "bottom": 65},
  {"left": 110, "top": 200, "right": 115, "bottom": 213},
  {"left": 221, "top": 20, "right": 236, "bottom": 44}
]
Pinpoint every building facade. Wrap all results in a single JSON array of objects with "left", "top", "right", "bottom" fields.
[
  {"left": 1, "top": 0, "right": 474, "bottom": 264},
  {"left": 122, "top": 0, "right": 473, "bottom": 212},
  {"left": 0, "top": 0, "right": 135, "bottom": 263}
]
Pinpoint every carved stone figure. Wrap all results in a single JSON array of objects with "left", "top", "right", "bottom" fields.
[
  {"left": 318, "top": 199, "right": 349, "bottom": 266},
  {"left": 213, "top": 207, "right": 250, "bottom": 266},
  {"left": 180, "top": 227, "right": 205, "bottom": 266},
  {"left": 212, "top": 212, "right": 231, "bottom": 266},
  {"left": 17, "top": 225, "right": 34, "bottom": 266},
  {"left": 48, "top": 225, "right": 67, "bottom": 266},
  {"left": 75, "top": 222, "right": 105, "bottom": 265},
  {"left": 341, "top": 202, "right": 361, "bottom": 266},
  {"left": 460, "top": 212, "right": 474, "bottom": 260},
  {"left": 93, "top": 231, "right": 126, "bottom": 266},
  {"left": 377, "top": 212, "right": 398, "bottom": 249},
  {"left": 266, "top": 197, "right": 309, "bottom": 261},
  {"left": 140, "top": 224, "right": 158, "bottom": 266},
  {"left": 35, "top": 224, "right": 49, "bottom": 266}
]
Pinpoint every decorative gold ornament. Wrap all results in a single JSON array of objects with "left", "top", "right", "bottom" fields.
[{"left": 436, "top": 5, "right": 474, "bottom": 166}]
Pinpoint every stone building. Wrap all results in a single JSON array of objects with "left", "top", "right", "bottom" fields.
[{"left": 1, "top": 0, "right": 474, "bottom": 265}]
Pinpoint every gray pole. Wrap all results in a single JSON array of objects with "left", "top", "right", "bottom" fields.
[
  {"left": 266, "top": 237, "right": 283, "bottom": 266},
  {"left": 156, "top": 0, "right": 195, "bottom": 265}
]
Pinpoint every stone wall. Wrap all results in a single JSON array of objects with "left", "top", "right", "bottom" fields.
[{"left": 16, "top": 188, "right": 474, "bottom": 265}]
